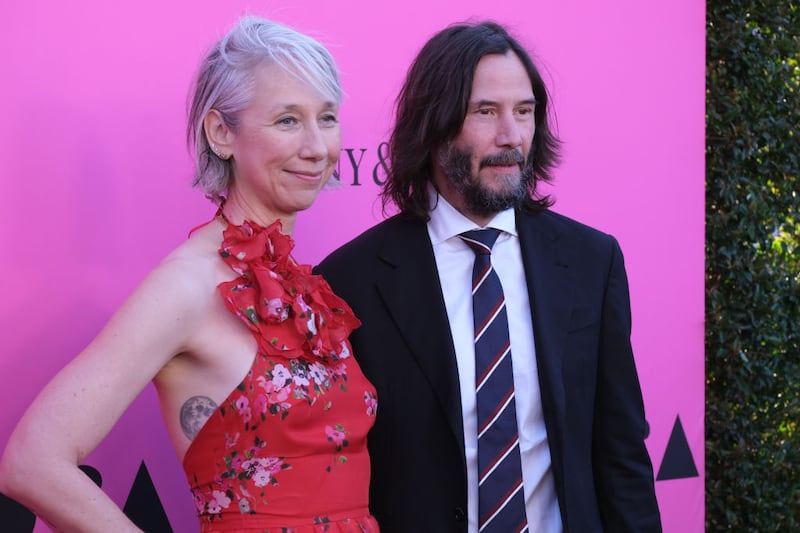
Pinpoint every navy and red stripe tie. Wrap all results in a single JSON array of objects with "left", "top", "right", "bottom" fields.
[{"left": 460, "top": 229, "right": 528, "bottom": 533}]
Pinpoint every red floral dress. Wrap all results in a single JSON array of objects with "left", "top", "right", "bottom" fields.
[{"left": 182, "top": 218, "right": 379, "bottom": 533}]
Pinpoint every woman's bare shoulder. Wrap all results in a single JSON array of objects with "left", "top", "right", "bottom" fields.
[{"left": 149, "top": 220, "right": 230, "bottom": 295}]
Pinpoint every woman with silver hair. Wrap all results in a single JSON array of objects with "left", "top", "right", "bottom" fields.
[{"left": 0, "top": 16, "right": 379, "bottom": 532}]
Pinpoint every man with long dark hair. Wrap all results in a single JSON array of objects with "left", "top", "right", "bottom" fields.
[{"left": 317, "top": 21, "right": 661, "bottom": 532}]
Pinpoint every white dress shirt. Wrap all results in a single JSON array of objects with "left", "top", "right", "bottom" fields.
[{"left": 427, "top": 189, "right": 562, "bottom": 532}]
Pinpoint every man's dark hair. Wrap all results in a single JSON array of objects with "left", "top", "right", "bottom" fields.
[{"left": 382, "top": 21, "right": 561, "bottom": 220}]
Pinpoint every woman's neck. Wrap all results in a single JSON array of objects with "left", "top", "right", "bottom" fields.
[{"left": 220, "top": 189, "right": 296, "bottom": 235}]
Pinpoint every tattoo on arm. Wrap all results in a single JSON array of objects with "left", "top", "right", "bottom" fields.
[{"left": 180, "top": 395, "right": 218, "bottom": 440}]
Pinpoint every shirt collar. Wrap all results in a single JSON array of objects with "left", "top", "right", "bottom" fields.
[{"left": 427, "top": 182, "right": 518, "bottom": 245}]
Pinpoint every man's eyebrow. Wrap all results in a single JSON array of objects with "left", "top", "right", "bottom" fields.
[{"left": 469, "top": 98, "right": 537, "bottom": 108}]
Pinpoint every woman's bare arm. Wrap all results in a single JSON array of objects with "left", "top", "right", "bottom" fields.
[{"left": 0, "top": 255, "right": 207, "bottom": 532}]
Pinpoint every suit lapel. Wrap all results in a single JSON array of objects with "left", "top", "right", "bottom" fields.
[
  {"left": 516, "top": 211, "right": 571, "bottom": 501},
  {"left": 373, "top": 218, "right": 465, "bottom": 451}
]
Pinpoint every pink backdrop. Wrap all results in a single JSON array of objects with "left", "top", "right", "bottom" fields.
[{"left": 0, "top": 1, "right": 705, "bottom": 531}]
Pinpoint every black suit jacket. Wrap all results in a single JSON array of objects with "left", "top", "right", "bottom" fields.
[{"left": 316, "top": 209, "right": 661, "bottom": 532}]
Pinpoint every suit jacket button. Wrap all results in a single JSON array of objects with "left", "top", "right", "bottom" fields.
[{"left": 454, "top": 507, "right": 466, "bottom": 522}]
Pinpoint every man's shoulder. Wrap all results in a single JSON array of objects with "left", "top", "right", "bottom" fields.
[
  {"left": 319, "top": 214, "right": 426, "bottom": 266},
  {"left": 520, "top": 209, "right": 615, "bottom": 242}
]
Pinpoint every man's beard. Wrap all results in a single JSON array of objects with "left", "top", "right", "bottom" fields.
[{"left": 437, "top": 144, "right": 533, "bottom": 218}]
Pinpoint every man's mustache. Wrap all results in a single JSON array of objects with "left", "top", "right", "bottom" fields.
[{"left": 479, "top": 150, "right": 525, "bottom": 169}]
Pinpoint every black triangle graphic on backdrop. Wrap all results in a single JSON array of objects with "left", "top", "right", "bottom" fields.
[
  {"left": 122, "top": 460, "right": 173, "bottom": 532},
  {"left": 656, "top": 415, "right": 699, "bottom": 480},
  {"left": 79, "top": 464, "right": 103, "bottom": 487},
  {"left": 0, "top": 492, "right": 35, "bottom": 533}
]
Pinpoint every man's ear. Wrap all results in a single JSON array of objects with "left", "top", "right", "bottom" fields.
[{"left": 204, "top": 109, "right": 234, "bottom": 160}]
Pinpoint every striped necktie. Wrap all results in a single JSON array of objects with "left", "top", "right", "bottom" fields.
[{"left": 459, "top": 229, "right": 528, "bottom": 533}]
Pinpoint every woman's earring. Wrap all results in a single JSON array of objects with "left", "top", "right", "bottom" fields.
[{"left": 210, "top": 143, "right": 229, "bottom": 160}]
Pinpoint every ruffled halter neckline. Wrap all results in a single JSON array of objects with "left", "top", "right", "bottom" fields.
[{"left": 216, "top": 213, "right": 361, "bottom": 364}]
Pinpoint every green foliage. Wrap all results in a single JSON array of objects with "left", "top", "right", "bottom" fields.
[{"left": 706, "top": 1, "right": 800, "bottom": 530}]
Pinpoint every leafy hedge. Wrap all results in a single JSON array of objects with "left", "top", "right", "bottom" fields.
[{"left": 706, "top": 1, "right": 799, "bottom": 530}]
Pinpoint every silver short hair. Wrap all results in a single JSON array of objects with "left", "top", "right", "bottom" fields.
[{"left": 186, "top": 16, "right": 342, "bottom": 204}]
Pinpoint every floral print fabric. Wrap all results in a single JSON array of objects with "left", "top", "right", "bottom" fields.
[{"left": 182, "top": 219, "right": 379, "bottom": 532}]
